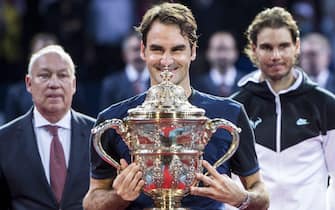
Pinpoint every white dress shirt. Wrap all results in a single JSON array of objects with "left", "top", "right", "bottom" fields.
[
  {"left": 209, "top": 67, "right": 237, "bottom": 87},
  {"left": 310, "top": 69, "right": 329, "bottom": 89},
  {"left": 126, "top": 64, "right": 150, "bottom": 93},
  {"left": 33, "top": 108, "right": 71, "bottom": 183},
  {"left": 125, "top": 64, "right": 149, "bottom": 83}
]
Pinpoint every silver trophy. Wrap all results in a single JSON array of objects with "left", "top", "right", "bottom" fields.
[{"left": 92, "top": 70, "right": 241, "bottom": 210}]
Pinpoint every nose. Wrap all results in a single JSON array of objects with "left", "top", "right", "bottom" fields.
[
  {"left": 271, "top": 48, "right": 281, "bottom": 59},
  {"left": 160, "top": 53, "right": 174, "bottom": 69},
  {"left": 47, "top": 74, "right": 61, "bottom": 88}
]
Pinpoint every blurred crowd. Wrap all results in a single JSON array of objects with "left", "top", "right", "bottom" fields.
[{"left": 1, "top": 0, "right": 335, "bottom": 125}]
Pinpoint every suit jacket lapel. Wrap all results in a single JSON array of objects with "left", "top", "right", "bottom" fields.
[{"left": 62, "top": 111, "right": 89, "bottom": 203}]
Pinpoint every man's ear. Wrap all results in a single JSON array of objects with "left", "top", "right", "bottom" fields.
[
  {"left": 295, "top": 38, "right": 301, "bottom": 53},
  {"left": 191, "top": 44, "right": 197, "bottom": 61},
  {"left": 25, "top": 74, "right": 32, "bottom": 93},
  {"left": 252, "top": 43, "right": 257, "bottom": 53},
  {"left": 72, "top": 77, "right": 77, "bottom": 95},
  {"left": 140, "top": 41, "right": 146, "bottom": 60}
]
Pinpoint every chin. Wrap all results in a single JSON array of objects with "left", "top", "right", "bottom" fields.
[
  {"left": 269, "top": 72, "right": 287, "bottom": 81},
  {"left": 46, "top": 104, "right": 65, "bottom": 111}
]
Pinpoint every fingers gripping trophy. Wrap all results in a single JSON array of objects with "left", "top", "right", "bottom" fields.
[{"left": 92, "top": 69, "right": 241, "bottom": 210}]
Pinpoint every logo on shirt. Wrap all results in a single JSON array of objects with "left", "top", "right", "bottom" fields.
[
  {"left": 249, "top": 117, "right": 262, "bottom": 129},
  {"left": 296, "top": 118, "right": 310, "bottom": 126}
]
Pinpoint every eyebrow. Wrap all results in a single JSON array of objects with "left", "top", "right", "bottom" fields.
[
  {"left": 149, "top": 44, "right": 163, "bottom": 50},
  {"left": 148, "top": 44, "right": 187, "bottom": 50},
  {"left": 259, "top": 43, "right": 272, "bottom": 48},
  {"left": 38, "top": 68, "right": 69, "bottom": 73},
  {"left": 259, "top": 41, "right": 291, "bottom": 47},
  {"left": 171, "top": 44, "right": 186, "bottom": 51}
]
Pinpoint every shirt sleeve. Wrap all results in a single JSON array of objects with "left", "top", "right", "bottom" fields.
[
  {"left": 90, "top": 114, "right": 130, "bottom": 179},
  {"left": 230, "top": 105, "right": 260, "bottom": 177}
]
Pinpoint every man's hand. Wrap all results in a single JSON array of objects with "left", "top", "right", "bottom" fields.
[
  {"left": 190, "top": 160, "right": 248, "bottom": 207},
  {"left": 112, "top": 159, "right": 145, "bottom": 201}
]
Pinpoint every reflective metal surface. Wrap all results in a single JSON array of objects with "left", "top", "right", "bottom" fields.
[{"left": 92, "top": 70, "right": 241, "bottom": 209}]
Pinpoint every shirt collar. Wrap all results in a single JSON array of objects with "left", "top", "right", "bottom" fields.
[
  {"left": 125, "top": 64, "right": 149, "bottom": 82},
  {"left": 33, "top": 108, "right": 71, "bottom": 129},
  {"left": 238, "top": 67, "right": 303, "bottom": 94},
  {"left": 209, "top": 67, "right": 237, "bottom": 86}
]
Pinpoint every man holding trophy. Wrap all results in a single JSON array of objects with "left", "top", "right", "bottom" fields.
[{"left": 83, "top": 2, "right": 269, "bottom": 210}]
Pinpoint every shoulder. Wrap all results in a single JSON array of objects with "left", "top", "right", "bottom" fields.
[
  {"left": 194, "top": 90, "right": 243, "bottom": 107},
  {"left": 98, "top": 93, "right": 146, "bottom": 121},
  {"left": 230, "top": 88, "right": 253, "bottom": 102},
  {"left": 192, "top": 90, "right": 244, "bottom": 121},
  {"left": 0, "top": 111, "right": 30, "bottom": 140},
  {"left": 0, "top": 118, "right": 21, "bottom": 135},
  {"left": 71, "top": 110, "right": 96, "bottom": 126},
  {"left": 310, "top": 86, "right": 335, "bottom": 106}
]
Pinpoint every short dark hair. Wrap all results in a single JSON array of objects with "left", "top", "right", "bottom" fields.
[
  {"left": 245, "top": 7, "right": 300, "bottom": 64},
  {"left": 135, "top": 2, "right": 198, "bottom": 48}
]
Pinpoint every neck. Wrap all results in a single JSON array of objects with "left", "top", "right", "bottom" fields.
[
  {"left": 263, "top": 72, "right": 296, "bottom": 93},
  {"left": 217, "top": 66, "right": 230, "bottom": 74},
  {"left": 37, "top": 108, "right": 67, "bottom": 124},
  {"left": 184, "top": 86, "right": 193, "bottom": 98},
  {"left": 134, "top": 64, "right": 146, "bottom": 73},
  {"left": 45, "top": 114, "right": 64, "bottom": 123}
]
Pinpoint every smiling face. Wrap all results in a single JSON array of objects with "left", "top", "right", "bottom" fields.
[
  {"left": 26, "top": 52, "right": 76, "bottom": 122},
  {"left": 253, "top": 27, "right": 300, "bottom": 82},
  {"left": 140, "top": 21, "right": 196, "bottom": 96}
]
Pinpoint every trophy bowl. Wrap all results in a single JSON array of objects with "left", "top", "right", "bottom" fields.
[{"left": 92, "top": 70, "right": 241, "bottom": 210}]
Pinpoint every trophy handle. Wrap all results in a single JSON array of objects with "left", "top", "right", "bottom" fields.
[
  {"left": 91, "top": 119, "right": 128, "bottom": 169},
  {"left": 205, "top": 118, "right": 241, "bottom": 175}
]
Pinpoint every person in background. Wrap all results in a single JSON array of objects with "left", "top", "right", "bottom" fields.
[
  {"left": 300, "top": 32, "right": 335, "bottom": 93},
  {"left": 83, "top": 2, "right": 269, "bottom": 210},
  {"left": 0, "top": 45, "right": 95, "bottom": 210},
  {"left": 192, "top": 31, "right": 245, "bottom": 97},
  {"left": 4, "top": 33, "right": 90, "bottom": 122},
  {"left": 4, "top": 33, "right": 58, "bottom": 122},
  {"left": 99, "top": 32, "right": 149, "bottom": 109},
  {"left": 232, "top": 7, "right": 335, "bottom": 210}
]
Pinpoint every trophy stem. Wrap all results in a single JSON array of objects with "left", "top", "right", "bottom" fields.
[{"left": 144, "top": 195, "right": 189, "bottom": 210}]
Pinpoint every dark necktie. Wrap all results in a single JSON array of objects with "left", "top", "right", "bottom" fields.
[
  {"left": 133, "top": 77, "right": 144, "bottom": 94},
  {"left": 45, "top": 125, "right": 67, "bottom": 203},
  {"left": 220, "top": 83, "right": 232, "bottom": 97}
]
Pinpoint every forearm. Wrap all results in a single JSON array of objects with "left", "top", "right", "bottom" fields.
[
  {"left": 245, "top": 181, "right": 269, "bottom": 210},
  {"left": 83, "top": 188, "right": 130, "bottom": 210},
  {"left": 84, "top": 160, "right": 145, "bottom": 210}
]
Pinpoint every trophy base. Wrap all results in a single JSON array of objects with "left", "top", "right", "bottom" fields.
[{"left": 144, "top": 208, "right": 189, "bottom": 210}]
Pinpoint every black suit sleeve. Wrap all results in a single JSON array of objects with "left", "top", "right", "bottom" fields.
[{"left": 0, "top": 168, "right": 10, "bottom": 209}]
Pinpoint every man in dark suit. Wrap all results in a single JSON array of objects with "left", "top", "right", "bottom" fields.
[
  {"left": 99, "top": 32, "right": 149, "bottom": 110},
  {"left": 300, "top": 32, "right": 335, "bottom": 93},
  {"left": 0, "top": 45, "right": 95, "bottom": 210},
  {"left": 192, "top": 31, "right": 245, "bottom": 97}
]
